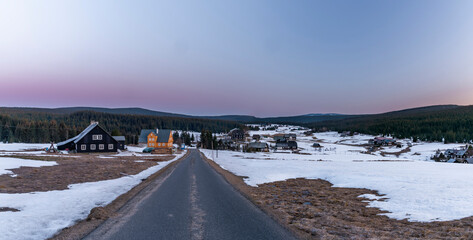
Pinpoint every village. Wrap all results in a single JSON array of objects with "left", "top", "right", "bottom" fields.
[
  {"left": 26, "top": 120, "right": 473, "bottom": 165},
  {"left": 3, "top": 122, "right": 473, "bottom": 239}
]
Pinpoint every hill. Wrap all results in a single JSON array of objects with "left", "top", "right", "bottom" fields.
[
  {"left": 307, "top": 105, "right": 473, "bottom": 143},
  {"left": 0, "top": 107, "right": 353, "bottom": 124}
]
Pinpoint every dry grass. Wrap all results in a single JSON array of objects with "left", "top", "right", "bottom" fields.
[
  {"left": 254, "top": 178, "right": 473, "bottom": 239},
  {"left": 0, "top": 153, "right": 174, "bottom": 193}
]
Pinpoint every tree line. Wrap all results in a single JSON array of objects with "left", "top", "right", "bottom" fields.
[
  {"left": 0, "top": 111, "right": 241, "bottom": 144},
  {"left": 307, "top": 106, "right": 473, "bottom": 143}
]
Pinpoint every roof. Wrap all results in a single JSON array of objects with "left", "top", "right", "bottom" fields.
[
  {"left": 229, "top": 128, "right": 244, "bottom": 134},
  {"left": 139, "top": 129, "right": 157, "bottom": 143},
  {"left": 156, "top": 129, "right": 172, "bottom": 143},
  {"left": 57, "top": 123, "right": 101, "bottom": 147},
  {"left": 113, "top": 136, "right": 126, "bottom": 142},
  {"left": 248, "top": 142, "right": 267, "bottom": 149}
]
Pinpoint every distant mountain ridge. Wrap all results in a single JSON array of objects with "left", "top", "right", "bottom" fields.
[{"left": 0, "top": 104, "right": 463, "bottom": 124}]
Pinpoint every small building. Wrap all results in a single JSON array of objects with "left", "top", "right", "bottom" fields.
[
  {"left": 113, "top": 136, "right": 126, "bottom": 150},
  {"left": 369, "top": 137, "right": 396, "bottom": 146},
  {"left": 445, "top": 149, "right": 468, "bottom": 159},
  {"left": 312, "top": 143, "right": 322, "bottom": 148},
  {"left": 274, "top": 134, "right": 296, "bottom": 142},
  {"left": 252, "top": 134, "right": 261, "bottom": 141},
  {"left": 219, "top": 138, "right": 238, "bottom": 150},
  {"left": 284, "top": 133, "right": 297, "bottom": 141},
  {"left": 247, "top": 142, "right": 269, "bottom": 152},
  {"left": 57, "top": 122, "right": 119, "bottom": 153},
  {"left": 273, "top": 135, "right": 286, "bottom": 142},
  {"left": 147, "top": 129, "right": 173, "bottom": 148},
  {"left": 229, "top": 128, "right": 245, "bottom": 141},
  {"left": 275, "top": 141, "right": 298, "bottom": 150}
]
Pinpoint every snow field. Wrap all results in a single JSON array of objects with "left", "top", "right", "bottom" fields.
[{"left": 202, "top": 126, "right": 473, "bottom": 222}]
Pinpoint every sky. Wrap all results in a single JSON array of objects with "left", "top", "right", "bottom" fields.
[{"left": 1, "top": 0, "right": 473, "bottom": 117}]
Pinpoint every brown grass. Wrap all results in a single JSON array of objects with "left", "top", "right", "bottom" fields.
[
  {"left": 202, "top": 153, "right": 473, "bottom": 240},
  {"left": 0, "top": 153, "right": 174, "bottom": 193}
]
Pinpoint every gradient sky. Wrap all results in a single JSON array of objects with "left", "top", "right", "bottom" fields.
[{"left": 1, "top": 0, "right": 473, "bottom": 116}]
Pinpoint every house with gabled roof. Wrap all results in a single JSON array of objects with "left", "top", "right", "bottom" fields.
[
  {"left": 147, "top": 129, "right": 173, "bottom": 148},
  {"left": 57, "top": 122, "right": 119, "bottom": 153}
]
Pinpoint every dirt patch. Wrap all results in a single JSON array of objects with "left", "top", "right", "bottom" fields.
[
  {"left": 0, "top": 153, "right": 174, "bottom": 193},
  {"left": 380, "top": 146, "right": 411, "bottom": 157},
  {"left": 202, "top": 153, "right": 473, "bottom": 240}
]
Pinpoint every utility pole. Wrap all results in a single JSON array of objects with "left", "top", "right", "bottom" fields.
[{"left": 211, "top": 140, "right": 214, "bottom": 160}]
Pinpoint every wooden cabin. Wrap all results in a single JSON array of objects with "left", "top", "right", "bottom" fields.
[{"left": 57, "top": 122, "right": 119, "bottom": 153}]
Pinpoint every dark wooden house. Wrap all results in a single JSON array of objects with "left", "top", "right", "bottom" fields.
[
  {"left": 57, "top": 122, "right": 119, "bottom": 153},
  {"left": 229, "top": 128, "right": 245, "bottom": 141}
]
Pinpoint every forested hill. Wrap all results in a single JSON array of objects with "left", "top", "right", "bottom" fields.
[
  {"left": 0, "top": 111, "right": 241, "bottom": 144},
  {"left": 0, "top": 107, "right": 352, "bottom": 124},
  {"left": 307, "top": 105, "right": 473, "bottom": 143}
]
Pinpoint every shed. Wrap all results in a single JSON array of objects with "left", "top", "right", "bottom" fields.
[{"left": 113, "top": 136, "right": 126, "bottom": 150}]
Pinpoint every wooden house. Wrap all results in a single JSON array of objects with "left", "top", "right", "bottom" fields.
[
  {"left": 247, "top": 142, "right": 269, "bottom": 152},
  {"left": 229, "top": 128, "right": 245, "bottom": 141},
  {"left": 147, "top": 129, "right": 173, "bottom": 148},
  {"left": 57, "top": 122, "right": 119, "bottom": 153}
]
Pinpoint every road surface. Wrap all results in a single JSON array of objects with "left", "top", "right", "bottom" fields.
[{"left": 84, "top": 149, "right": 296, "bottom": 240}]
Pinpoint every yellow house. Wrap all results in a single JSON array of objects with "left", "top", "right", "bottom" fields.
[{"left": 147, "top": 129, "right": 173, "bottom": 148}]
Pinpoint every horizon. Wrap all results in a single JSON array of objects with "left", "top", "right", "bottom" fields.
[
  {"left": 0, "top": 103, "right": 465, "bottom": 118},
  {"left": 1, "top": 1, "right": 473, "bottom": 116}
]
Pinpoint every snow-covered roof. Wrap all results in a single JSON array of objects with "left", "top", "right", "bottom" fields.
[
  {"left": 57, "top": 123, "right": 99, "bottom": 147},
  {"left": 113, "top": 136, "right": 126, "bottom": 142}
]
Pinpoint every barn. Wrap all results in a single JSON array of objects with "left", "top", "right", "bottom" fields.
[{"left": 57, "top": 122, "right": 119, "bottom": 153}]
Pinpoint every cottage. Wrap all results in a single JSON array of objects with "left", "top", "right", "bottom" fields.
[
  {"left": 247, "top": 142, "right": 269, "bottom": 152},
  {"left": 57, "top": 122, "right": 119, "bottom": 153},
  {"left": 229, "top": 128, "right": 245, "bottom": 141}
]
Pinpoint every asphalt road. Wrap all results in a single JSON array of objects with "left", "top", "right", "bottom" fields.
[{"left": 84, "top": 149, "right": 296, "bottom": 240}]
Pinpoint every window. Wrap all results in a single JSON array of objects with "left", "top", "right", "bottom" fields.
[
  {"left": 81, "top": 145, "right": 86, "bottom": 151},
  {"left": 108, "top": 144, "right": 114, "bottom": 150},
  {"left": 99, "top": 144, "right": 104, "bottom": 150},
  {"left": 158, "top": 143, "right": 161, "bottom": 146},
  {"left": 92, "top": 135, "right": 103, "bottom": 141},
  {"left": 90, "top": 144, "right": 96, "bottom": 150}
]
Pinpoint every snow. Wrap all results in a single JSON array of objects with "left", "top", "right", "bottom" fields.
[
  {"left": 0, "top": 151, "right": 187, "bottom": 240},
  {"left": 0, "top": 157, "right": 57, "bottom": 175},
  {"left": 202, "top": 126, "right": 473, "bottom": 222},
  {"left": 0, "top": 143, "right": 50, "bottom": 151}
]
